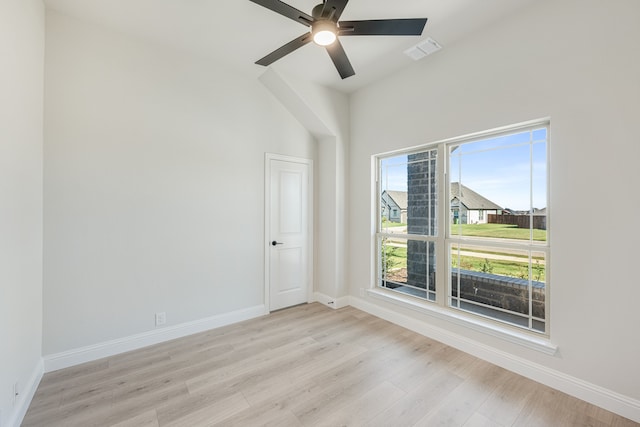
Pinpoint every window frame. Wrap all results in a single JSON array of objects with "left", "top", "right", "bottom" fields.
[{"left": 373, "top": 119, "right": 550, "bottom": 339}]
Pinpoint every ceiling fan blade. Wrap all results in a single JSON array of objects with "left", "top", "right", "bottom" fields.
[
  {"left": 321, "top": 0, "right": 349, "bottom": 21},
  {"left": 338, "top": 18, "right": 427, "bottom": 36},
  {"left": 325, "top": 39, "right": 355, "bottom": 79},
  {"left": 249, "top": 0, "right": 313, "bottom": 26},
  {"left": 256, "top": 33, "right": 313, "bottom": 66}
]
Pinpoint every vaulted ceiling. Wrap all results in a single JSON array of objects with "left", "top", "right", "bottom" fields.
[{"left": 44, "top": 0, "right": 536, "bottom": 93}]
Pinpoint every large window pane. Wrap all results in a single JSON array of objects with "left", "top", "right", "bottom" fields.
[
  {"left": 380, "top": 156, "right": 407, "bottom": 233},
  {"left": 380, "top": 150, "right": 437, "bottom": 237},
  {"left": 449, "top": 129, "right": 548, "bottom": 244},
  {"left": 378, "top": 148, "right": 438, "bottom": 303},
  {"left": 449, "top": 244, "right": 546, "bottom": 332},
  {"left": 379, "top": 236, "right": 436, "bottom": 301},
  {"left": 447, "top": 125, "right": 548, "bottom": 333}
]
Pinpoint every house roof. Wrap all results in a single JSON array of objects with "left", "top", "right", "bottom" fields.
[
  {"left": 384, "top": 190, "right": 408, "bottom": 210},
  {"left": 450, "top": 183, "right": 502, "bottom": 210},
  {"left": 533, "top": 207, "right": 547, "bottom": 216},
  {"left": 383, "top": 185, "right": 501, "bottom": 211}
]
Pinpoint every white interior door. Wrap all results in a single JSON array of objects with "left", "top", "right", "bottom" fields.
[{"left": 266, "top": 155, "right": 312, "bottom": 311}]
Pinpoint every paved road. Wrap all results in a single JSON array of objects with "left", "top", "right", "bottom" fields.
[{"left": 385, "top": 240, "right": 545, "bottom": 265}]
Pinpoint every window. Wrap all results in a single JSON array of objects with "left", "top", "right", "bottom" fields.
[
  {"left": 379, "top": 149, "right": 438, "bottom": 301},
  {"left": 376, "top": 121, "right": 549, "bottom": 334}
]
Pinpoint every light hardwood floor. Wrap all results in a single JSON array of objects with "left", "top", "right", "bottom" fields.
[{"left": 23, "top": 303, "right": 638, "bottom": 427}]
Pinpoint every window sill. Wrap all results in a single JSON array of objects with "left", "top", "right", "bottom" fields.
[{"left": 366, "top": 288, "right": 558, "bottom": 356}]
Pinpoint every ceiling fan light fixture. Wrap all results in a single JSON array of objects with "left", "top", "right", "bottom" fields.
[
  {"left": 313, "top": 30, "right": 336, "bottom": 46},
  {"left": 311, "top": 20, "right": 337, "bottom": 46}
]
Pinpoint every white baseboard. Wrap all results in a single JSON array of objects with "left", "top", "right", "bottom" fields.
[
  {"left": 43, "top": 305, "right": 267, "bottom": 373},
  {"left": 313, "top": 292, "right": 349, "bottom": 309},
  {"left": 349, "top": 296, "right": 640, "bottom": 423},
  {"left": 7, "top": 358, "right": 43, "bottom": 427}
]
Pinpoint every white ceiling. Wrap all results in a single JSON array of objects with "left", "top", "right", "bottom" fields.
[{"left": 43, "top": 0, "right": 536, "bottom": 93}]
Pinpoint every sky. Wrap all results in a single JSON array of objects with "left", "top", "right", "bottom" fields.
[{"left": 381, "top": 128, "right": 547, "bottom": 211}]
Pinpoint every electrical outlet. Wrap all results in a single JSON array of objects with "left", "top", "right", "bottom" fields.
[{"left": 155, "top": 312, "right": 166, "bottom": 326}]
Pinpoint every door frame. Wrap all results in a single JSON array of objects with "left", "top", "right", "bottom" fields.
[{"left": 264, "top": 153, "right": 314, "bottom": 313}]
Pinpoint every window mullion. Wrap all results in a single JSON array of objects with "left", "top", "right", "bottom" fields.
[{"left": 435, "top": 142, "right": 447, "bottom": 307}]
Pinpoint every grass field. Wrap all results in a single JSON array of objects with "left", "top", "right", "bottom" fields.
[
  {"left": 452, "top": 223, "right": 547, "bottom": 241},
  {"left": 383, "top": 245, "right": 407, "bottom": 269},
  {"left": 452, "top": 255, "right": 545, "bottom": 281}
]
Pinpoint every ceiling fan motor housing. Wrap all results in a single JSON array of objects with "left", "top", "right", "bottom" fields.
[{"left": 311, "top": 3, "right": 331, "bottom": 20}]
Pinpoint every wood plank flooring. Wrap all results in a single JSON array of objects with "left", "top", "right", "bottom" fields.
[{"left": 23, "top": 303, "right": 638, "bottom": 426}]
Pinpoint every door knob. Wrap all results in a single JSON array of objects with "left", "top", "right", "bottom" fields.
[{"left": 271, "top": 241, "right": 284, "bottom": 246}]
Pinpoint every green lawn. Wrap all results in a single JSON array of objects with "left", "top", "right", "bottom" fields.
[
  {"left": 452, "top": 223, "right": 547, "bottom": 241},
  {"left": 453, "top": 255, "right": 545, "bottom": 282},
  {"left": 384, "top": 245, "right": 407, "bottom": 269}
]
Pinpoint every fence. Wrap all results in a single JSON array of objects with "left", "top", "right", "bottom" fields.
[{"left": 488, "top": 214, "right": 546, "bottom": 230}]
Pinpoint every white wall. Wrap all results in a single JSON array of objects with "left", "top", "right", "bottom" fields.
[
  {"left": 258, "top": 69, "right": 351, "bottom": 304},
  {"left": 43, "top": 11, "right": 316, "bottom": 355},
  {"left": 350, "top": 0, "right": 639, "bottom": 413},
  {"left": 285, "top": 76, "right": 350, "bottom": 302},
  {"left": 0, "top": 0, "right": 44, "bottom": 425}
]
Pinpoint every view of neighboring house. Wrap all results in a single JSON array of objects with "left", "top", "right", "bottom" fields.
[
  {"left": 504, "top": 207, "right": 546, "bottom": 216},
  {"left": 533, "top": 207, "right": 546, "bottom": 216},
  {"left": 450, "top": 182, "right": 502, "bottom": 224},
  {"left": 383, "top": 184, "right": 501, "bottom": 225},
  {"left": 381, "top": 190, "right": 408, "bottom": 223}
]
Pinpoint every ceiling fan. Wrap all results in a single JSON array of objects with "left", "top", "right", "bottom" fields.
[{"left": 250, "top": 0, "right": 428, "bottom": 79}]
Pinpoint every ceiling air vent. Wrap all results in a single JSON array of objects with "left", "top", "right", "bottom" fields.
[{"left": 404, "top": 37, "right": 442, "bottom": 61}]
